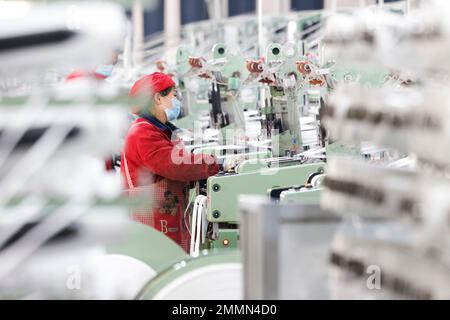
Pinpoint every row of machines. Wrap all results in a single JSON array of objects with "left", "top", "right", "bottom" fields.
[
  {"left": 171, "top": 40, "right": 330, "bottom": 253},
  {"left": 3, "top": 0, "right": 441, "bottom": 300},
  {"left": 130, "top": 12, "right": 334, "bottom": 299},
  {"left": 132, "top": 3, "right": 407, "bottom": 299},
  {"left": 240, "top": 0, "right": 450, "bottom": 299},
  {"left": 0, "top": 0, "right": 338, "bottom": 298},
  {"left": 0, "top": 1, "right": 191, "bottom": 299}
]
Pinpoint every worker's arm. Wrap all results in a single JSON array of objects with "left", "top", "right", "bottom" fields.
[{"left": 136, "top": 129, "right": 219, "bottom": 182}]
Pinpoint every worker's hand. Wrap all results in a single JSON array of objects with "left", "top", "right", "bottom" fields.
[
  {"left": 222, "top": 154, "right": 246, "bottom": 172},
  {"left": 155, "top": 59, "right": 167, "bottom": 72}
]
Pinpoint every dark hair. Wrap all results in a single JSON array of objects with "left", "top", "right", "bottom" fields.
[{"left": 159, "top": 86, "right": 175, "bottom": 97}]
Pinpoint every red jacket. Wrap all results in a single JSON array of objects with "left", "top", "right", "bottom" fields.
[{"left": 121, "top": 115, "right": 219, "bottom": 252}]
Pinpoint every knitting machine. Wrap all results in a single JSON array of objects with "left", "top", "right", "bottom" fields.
[
  {"left": 180, "top": 40, "right": 337, "bottom": 256},
  {"left": 7, "top": 0, "right": 450, "bottom": 301},
  {"left": 132, "top": 0, "right": 450, "bottom": 300}
]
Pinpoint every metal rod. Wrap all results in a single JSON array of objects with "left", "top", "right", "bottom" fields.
[
  {"left": 164, "top": 0, "right": 181, "bottom": 48},
  {"left": 132, "top": 0, "right": 144, "bottom": 66},
  {"left": 257, "top": 0, "right": 263, "bottom": 58}
]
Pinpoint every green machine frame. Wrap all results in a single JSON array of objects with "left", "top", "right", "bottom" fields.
[{"left": 206, "top": 162, "right": 325, "bottom": 223}]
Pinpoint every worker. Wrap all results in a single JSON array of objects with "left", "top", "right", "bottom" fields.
[
  {"left": 121, "top": 72, "right": 221, "bottom": 252},
  {"left": 65, "top": 51, "right": 118, "bottom": 81},
  {"left": 65, "top": 57, "right": 119, "bottom": 172},
  {"left": 65, "top": 65, "right": 113, "bottom": 81}
]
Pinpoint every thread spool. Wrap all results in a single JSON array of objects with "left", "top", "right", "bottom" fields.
[
  {"left": 309, "top": 78, "right": 325, "bottom": 86},
  {"left": 296, "top": 61, "right": 312, "bottom": 75},
  {"left": 189, "top": 57, "right": 203, "bottom": 68},
  {"left": 246, "top": 60, "right": 263, "bottom": 73}
]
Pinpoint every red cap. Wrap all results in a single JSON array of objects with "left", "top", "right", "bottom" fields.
[
  {"left": 65, "top": 70, "right": 106, "bottom": 82},
  {"left": 65, "top": 70, "right": 87, "bottom": 82},
  {"left": 128, "top": 72, "right": 175, "bottom": 98}
]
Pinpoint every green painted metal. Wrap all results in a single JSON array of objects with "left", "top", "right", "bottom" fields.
[
  {"left": 207, "top": 162, "right": 325, "bottom": 222},
  {"left": 266, "top": 42, "right": 302, "bottom": 80},
  {"left": 272, "top": 130, "right": 294, "bottom": 157},
  {"left": 137, "top": 251, "right": 240, "bottom": 300},
  {"left": 218, "top": 122, "right": 235, "bottom": 144},
  {"left": 175, "top": 47, "right": 192, "bottom": 75},
  {"left": 212, "top": 43, "right": 227, "bottom": 60},
  {"left": 173, "top": 114, "right": 198, "bottom": 129},
  {"left": 266, "top": 43, "right": 283, "bottom": 63},
  {"left": 326, "top": 141, "right": 362, "bottom": 159},
  {"left": 106, "top": 222, "right": 188, "bottom": 273},
  {"left": 234, "top": 152, "right": 273, "bottom": 173},
  {"left": 194, "top": 99, "right": 211, "bottom": 113},
  {"left": 173, "top": 103, "right": 210, "bottom": 130},
  {"left": 209, "top": 229, "right": 239, "bottom": 249},
  {"left": 228, "top": 77, "right": 240, "bottom": 90},
  {"left": 279, "top": 187, "right": 323, "bottom": 204},
  {"left": 212, "top": 43, "right": 250, "bottom": 81},
  {"left": 265, "top": 42, "right": 310, "bottom": 156},
  {"left": 332, "top": 63, "right": 388, "bottom": 87}
]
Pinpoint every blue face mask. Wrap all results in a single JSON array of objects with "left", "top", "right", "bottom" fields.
[
  {"left": 164, "top": 98, "right": 182, "bottom": 122},
  {"left": 95, "top": 64, "right": 114, "bottom": 77}
]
